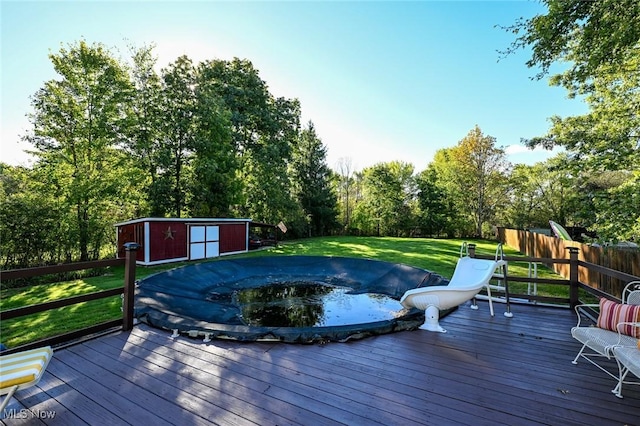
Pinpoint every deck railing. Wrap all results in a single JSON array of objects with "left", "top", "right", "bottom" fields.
[
  {"left": 497, "top": 227, "right": 640, "bottom": 294},
  {"left": 468, "top": 244, "right": 640, "bottom": 309},
  {"left": 2, "top": 242, "right": 639, "bottom": 354},
  {"left": 0, "top": 243, "right": 139, "bottom": 355}
]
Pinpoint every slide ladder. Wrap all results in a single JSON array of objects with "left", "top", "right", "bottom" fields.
[
  {"left": 468, "top": 243, "right": 513, "bottom": 317},
  {"left": 527, "top": 262, "right": 538, "bottom": 302}
]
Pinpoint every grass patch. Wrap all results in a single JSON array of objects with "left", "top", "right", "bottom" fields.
[
  {"left": 1, "top": 236, "right": 565, "bottom": 348},
  {"left": 1, "top": 297, "right": 123, "bottom": 346},
  {"left": 245, "top": 236, "right": 508, "bottom": 277}
]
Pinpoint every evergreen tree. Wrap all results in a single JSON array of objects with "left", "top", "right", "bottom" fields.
[{"left": 290, "top": 121, "right": 339, "bottom": 236}]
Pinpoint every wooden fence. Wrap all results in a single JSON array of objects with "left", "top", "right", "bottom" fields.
[{"left": 497, "top": 227, "right": 640, "bottom": 297}]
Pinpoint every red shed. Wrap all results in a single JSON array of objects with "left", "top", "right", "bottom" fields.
[{"left": 114, "top": 217, "right": 252, "bottom": 265}]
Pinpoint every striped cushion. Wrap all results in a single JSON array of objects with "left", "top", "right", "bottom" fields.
[
  {"left": 0, "top": 347, "right": 53, "bottom": 391},
  {"left": 597, "top": 298, "right": 640, "bottom": 338}
]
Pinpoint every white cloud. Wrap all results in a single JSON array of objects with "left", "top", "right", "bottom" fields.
[
  {"left": 1, "top": 140, "right": 35, "bottom": 166},
  {"left": 504, "top": 143, "right": 564, "bottom": 165},
  {"left": 504, "top": 144, "right": 532, "bottom": 155}
]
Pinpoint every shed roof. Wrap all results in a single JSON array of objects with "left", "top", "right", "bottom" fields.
[{"left": 114, "top": 217, "right": 253, "bottom": 227}]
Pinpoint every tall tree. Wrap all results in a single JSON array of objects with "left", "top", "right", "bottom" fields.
[
  {"left": 24, "top": 41, "right": 133, "bottom": 261},
  {"left": 432, "top": 126, "right": 509, "bottom": 237},
  {"left": 430, "top": 149, "right": 475, "bottom": 236},
  {"left": 591, "top": 173, "right": 640, "bottom": 242},
  {"left": 156, "top": 55, "right": 198, "bottom": 217},
  {"left": 501, "top": 155, "right": 578, "bottom": 230},
  {"left": 189, "top": 61, "right": 238, "bottom": 217},
  {"left": 197, "top": 58, "right": 303, "bottom": 227},
  {"left": 335, "top": 157, "right": 355, "bottom": 232},
  {"left": 124, "top": 43, "right": 163, "bottom": 216},
  {"left": 524, "top": 58, "right": 640, "bottom": 171},
  {"left": 197, "top": 58, "right": 273, "bottom": 157},
  {"left": 571, "top": 169, "right": 639, "bottom": 242},
  {"left": 504, "top": 0, "right": 640, "bottom": 92},
  {"left": 290, "top": 121, "right": 339, "bottom": 236},
  {"left": 415, "top": 166, "right": 452, "bottom": 237},
  {"left": 0, "top": 164, "right": 63, "bottom": 267},
  {"left": 505, "top": 0, "right": 640, "bottom": 241},
  {"left": 505, "top": 0, "right": 640, "bottom": 168},
  {"left": 245, "top": 96, "right": 302, "bottom": 226},
  {"left": 353, "top": 161, "right": 416, "bottom": 237}
]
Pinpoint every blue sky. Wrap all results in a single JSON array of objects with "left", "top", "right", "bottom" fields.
[{"left": 1, "top": 1, "right": 587, "bottom": 171}]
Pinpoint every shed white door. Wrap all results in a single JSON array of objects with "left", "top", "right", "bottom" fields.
[{"left": 189, "top": 225, "right": 220, "bottom": 260}]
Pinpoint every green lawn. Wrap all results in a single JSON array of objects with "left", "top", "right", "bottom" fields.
[{"left": 0, "top": 236, "right": 564, "bottom": 348}]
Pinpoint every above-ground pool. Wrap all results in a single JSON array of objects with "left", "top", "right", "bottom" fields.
[{"left": 135, "top": 255, "right": 449, "bottom": 343}]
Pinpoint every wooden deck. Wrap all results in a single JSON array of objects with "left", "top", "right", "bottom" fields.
[{"left": 3, "top": 301, "right": 639, "bottom": 425}]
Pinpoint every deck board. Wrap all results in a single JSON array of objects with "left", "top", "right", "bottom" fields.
[{"left": 2, "top": 301, "right": 639, "bottom": 425}]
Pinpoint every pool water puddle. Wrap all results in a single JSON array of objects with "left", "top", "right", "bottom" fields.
[{"left": 235, "top": 281, "right": 409, "bottom": 327}]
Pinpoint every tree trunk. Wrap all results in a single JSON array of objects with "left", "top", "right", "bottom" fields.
[{"left": 77, "top": 200, "right": 90, "bottom": 262}]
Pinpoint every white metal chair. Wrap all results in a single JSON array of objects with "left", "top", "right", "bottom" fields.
[
  {"left": 571, "top": 281, "right": 640, "bottom": 382},
  {"left": 611, "top": 321, "right": 640, "bottom": 398}
]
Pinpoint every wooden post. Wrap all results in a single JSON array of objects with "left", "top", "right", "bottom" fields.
[
  {"left": 567, "top": 246, "right": 580, "bottom": 309},
  {"left": 468, "top": 243, "right": 476, "bottom": 258},
  {"left": 122, "top": 242, "right": 140, "bottom": 331}
]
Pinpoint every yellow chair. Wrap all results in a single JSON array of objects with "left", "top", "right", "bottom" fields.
[{"left": 0, "top": 346, "right": 53, "bottom": 412}]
